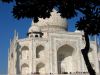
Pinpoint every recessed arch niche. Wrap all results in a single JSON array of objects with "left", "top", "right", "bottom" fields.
[
  {"left": 36, "top": 63, "right": 45, "bottom": 74},
  {"left": 88, "top": 48, "right": 95, "bottom": 68},
  {"left": 88, "top": 48, "right": 94, "bottom": 61},
  {"left": 21, "top": 46, "right": 29, "bottom": 59},
  {"left": 57, "top": 44, "right": 74, "bottom": 74},
  {"left": 36, "top": 45, "right": 44, "bottom": 58},
  {"left": 21, "top": 63, "right": 29, "bottom": 75}
]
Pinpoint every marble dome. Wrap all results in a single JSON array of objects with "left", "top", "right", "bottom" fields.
[{"left": 29, "top": 9, "right": 67, "bottom": 32}]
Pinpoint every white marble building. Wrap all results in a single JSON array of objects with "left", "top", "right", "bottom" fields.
[{"left": 8, "top": 9, "right": 100, "bottom": 75}]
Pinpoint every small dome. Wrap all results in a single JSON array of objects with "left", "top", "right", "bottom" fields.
[{"left": 28, "top": 23, "right": 40, "bottom": 33}]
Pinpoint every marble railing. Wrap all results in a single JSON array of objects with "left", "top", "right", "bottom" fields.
[
  {"left": 5, "top": 74, "right": 100, "bottom": 75},
  {"left": 6, "top": 73, "right": 100, "bottom": 75},
  {"left": 32, "top": 74, "right": 89, "bottom": 75},
  {"left": 17, "top": 73, "right": 100, "bottom": 75},
  {"left": 18, "top": 74, "right": 99, "bottom": 75}
]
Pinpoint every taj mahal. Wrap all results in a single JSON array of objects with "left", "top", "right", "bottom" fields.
[{"left": 8, "top": 9, "right": 100, "bottom": 75}]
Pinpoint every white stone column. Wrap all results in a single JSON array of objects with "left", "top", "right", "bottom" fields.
[
  {"left": 77, "top": 40, "right": 83, "bottom": 72},
  {"left": 49, "top": 37, "right": 53, "bottom": 74},
  {"left": 32, "top": 38, "right": 36, "bottom": 73},
  {"left": 29, "top": 42, "right": 32, "bottom": 74}
]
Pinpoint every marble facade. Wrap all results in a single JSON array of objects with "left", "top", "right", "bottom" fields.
[{"left": 8, "top": 9, "right": 100, "bottom": 75}]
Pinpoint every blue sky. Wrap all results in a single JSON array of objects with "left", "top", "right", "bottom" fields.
[{"left": 0, "top": 2, "right": 95, "bottom": 74}]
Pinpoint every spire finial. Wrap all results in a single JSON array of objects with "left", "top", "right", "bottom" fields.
[
  {"left": 31, "top": 20, "right": 35, "bottom": 26},
  {"left": 10, "top": 39, "right": 12, "bottom": 46},
  {"left": 14, "top": 29, "right": 17, "bottom": 38},
  {"left": 16, "top": 32, "right": 18, "bottom": 39}
]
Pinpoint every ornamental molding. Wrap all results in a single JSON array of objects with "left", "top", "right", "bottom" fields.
[{"left": 55, "top": 38, "right": 77, "bottom": 51}]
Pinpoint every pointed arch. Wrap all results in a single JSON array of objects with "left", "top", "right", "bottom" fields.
[
  {"left": 21, "top": 46, "right": 29, "bottom": 51},
  {"left": 36, "top": 45, "right": 44, "bottom": 58},
  {"left": 36, "top": 62, "right": 45, "bottom": 74},
  {"left": 88, "top": 48, "right": 94, "bottom": 66},
  {"left": 21, "top": 63, "right": 29, "bottom": 68},
  {"left": 88, "top": 48, "right": 93, "bottom": 59},
  {"left": 21, "top": 63, "right": 29, "bottom": 75},
  {"left": 57, "top": 44, "right": 74, "bottom": 74},
  {"left": 21, "top": 46, "right": 29, "bottom": 59}
]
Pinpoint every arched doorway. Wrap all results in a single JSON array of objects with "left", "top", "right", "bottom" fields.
[
  {"left": 36, "top": 63, "right": 45, "bottom": 74},
  {"left": 88, "top": 48, "right": 95, "bottom": 69},
  {"left": 57, "top": 44, "right": 74, "bottom": 74},
  {"left": 36, "top": 45, "right": 44, "bottom": 58},
  {"left": 21, "top": 63, "right": 29, "bottom": 75},
  {"left": 88, "top": 48, "right": 94, "bottom": 61},
  {"left": 21, "top": 46, "right": 29, "bottom": 59}
]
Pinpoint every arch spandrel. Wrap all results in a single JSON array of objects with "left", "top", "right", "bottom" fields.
[
  {"left": 57, "top": 44, "right": 74, "bottom": 55},
  {"left": 56, "top": 40, "right": 76, "bottom": 51}
]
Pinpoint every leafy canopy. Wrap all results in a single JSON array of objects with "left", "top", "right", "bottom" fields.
[{"left": 1, "top": 0, "right": 100, "bottom": 35}]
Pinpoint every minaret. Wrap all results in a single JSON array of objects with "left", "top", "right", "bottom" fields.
[{"left": 8, "top": 30, "right": 19, "bottom": 75}]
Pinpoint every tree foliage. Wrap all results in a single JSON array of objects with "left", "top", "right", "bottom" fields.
[
  {"left": 1, "top": 0, "right": 100, "bottom": 26},
  {"left": 76, "top": 1, "right": 100, "bottom": 35}
]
